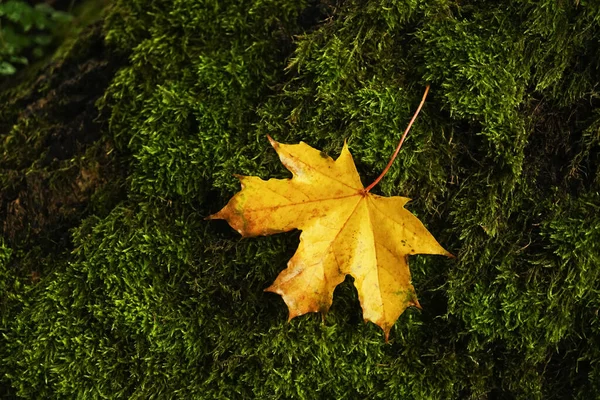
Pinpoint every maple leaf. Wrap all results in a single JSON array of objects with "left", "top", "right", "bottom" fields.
[{"left": 208, "top": 86, "right": 452, "bottom": 340}]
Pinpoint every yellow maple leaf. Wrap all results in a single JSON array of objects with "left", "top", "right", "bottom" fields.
[
  {"left": 209, "top": 86, "right": 452, "bottom": 340},
  {"left": 209, "top": 136, "right": 452, "bottom": 340}
]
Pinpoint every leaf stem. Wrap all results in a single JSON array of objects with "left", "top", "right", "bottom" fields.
[{"left": 365, "top": 85, "right": 431, "bottom": 193}]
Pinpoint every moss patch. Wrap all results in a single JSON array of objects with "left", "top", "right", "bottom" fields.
[{"left": 2, "top": 0, "right": 600, "bottom": 398}]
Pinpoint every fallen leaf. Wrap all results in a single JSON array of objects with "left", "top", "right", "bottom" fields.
[{"left": 209, "top": 136, "right": 452, "bottom": 340}]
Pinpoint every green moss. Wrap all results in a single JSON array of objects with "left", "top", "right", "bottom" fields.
[{"left": 2, "top": 0, "right": 600, "bottom": 398}]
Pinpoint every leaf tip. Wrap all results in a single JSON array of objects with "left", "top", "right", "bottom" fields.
[
  {"left": 205, "top": 211, "right": 220, "bottom": 221},
  {"left": 410, "top": 298, "right": 422, "bottom": 310},
  {"left": 263, "top": 285, "right": 275, "bottom": 294},
  {"left": 266, "top": 134, "right": 278, "bottom": 149}
]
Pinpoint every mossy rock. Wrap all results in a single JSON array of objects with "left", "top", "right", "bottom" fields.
[{"left": 1, "top": 0, "right": 599, "bottom": 398}]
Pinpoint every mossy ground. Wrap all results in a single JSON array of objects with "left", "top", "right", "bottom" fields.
[{"left": 1, "top": 0, "right": 599, "bottom": 398}]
